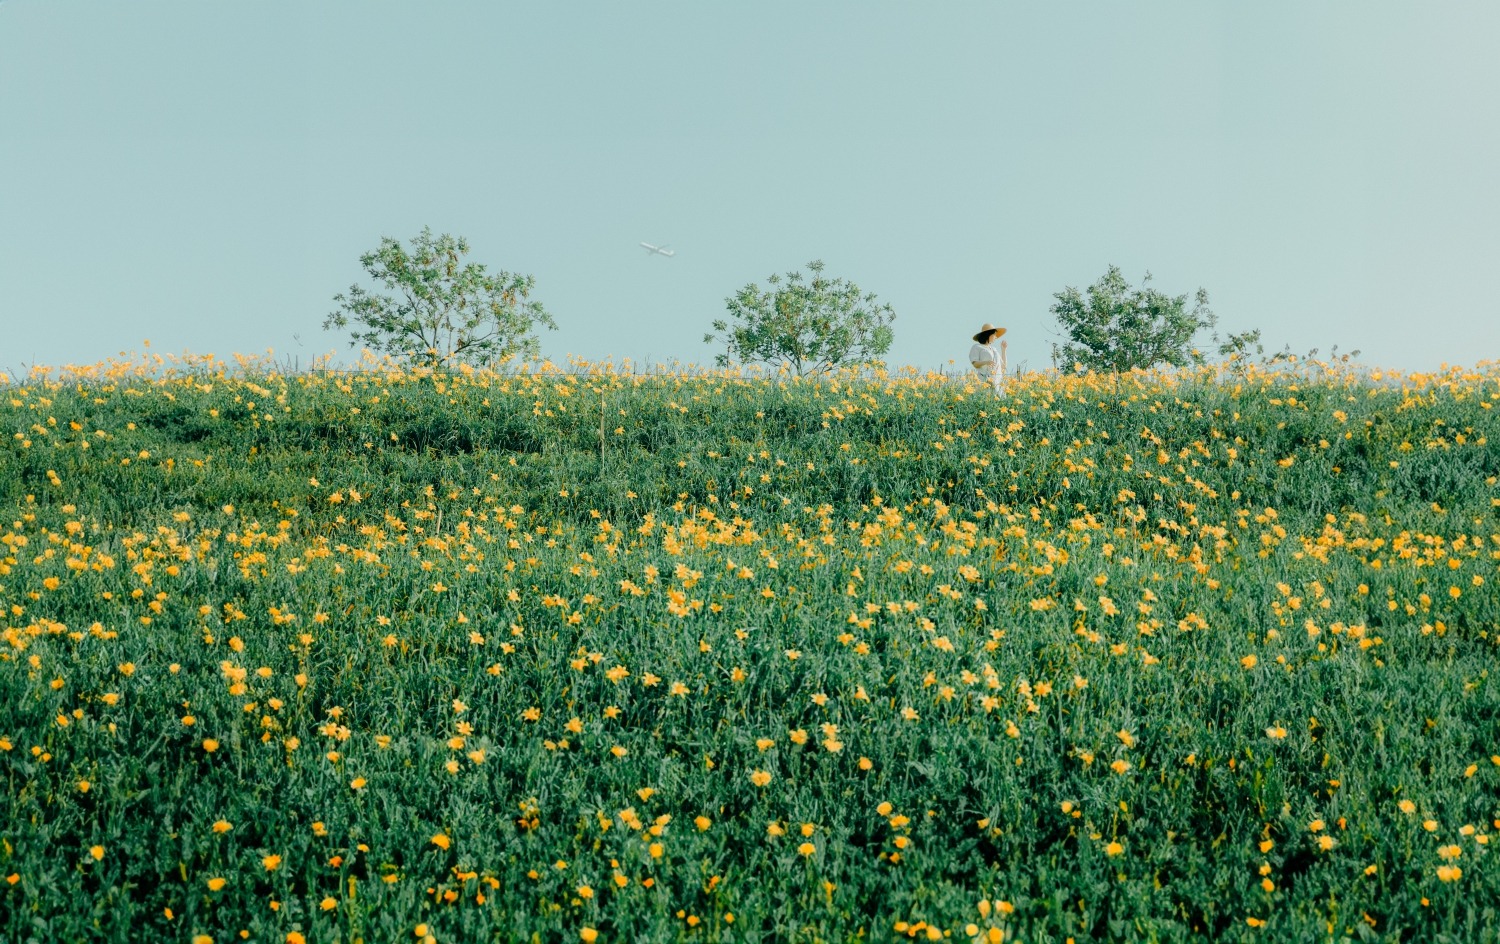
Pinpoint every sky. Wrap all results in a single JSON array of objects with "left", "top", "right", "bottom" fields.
[{"left": 2, "top": 1, "right": 1498, "bottom": 375}]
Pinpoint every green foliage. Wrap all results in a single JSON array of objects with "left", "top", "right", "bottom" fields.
[
  {"left": 1052, "top": 266, "right": 1230, "bottom": 372},
  {"left": 1, "top": 359, "right": 1499, "bottom": 943},
  {"left": 324, "top": 227, "right": 556, "bottom": 367},
  {"left": 706, "top": 260, "right": 895, "bottom": 375}
]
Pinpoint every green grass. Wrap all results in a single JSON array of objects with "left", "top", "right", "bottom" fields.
[{"left": 1, "top": 357, "right": 1498, "bottom": 943}]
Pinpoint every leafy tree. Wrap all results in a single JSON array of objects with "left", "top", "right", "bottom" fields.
[
  {"left": 706, "top": 260, "right": 895, "bottom": 375},
  {"left": 1049, "top": 265, "right": 1260, "bottom": 372},
  {"left": 325, "top": 227, "right": 555, "bottom": 367}
]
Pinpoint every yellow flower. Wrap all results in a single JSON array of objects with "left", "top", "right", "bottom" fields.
[
  {"left": 207, "top": 877, "right": 226, "bottom": 891},
  {"left": 1240, "top": 655, "right": 1258, "bottom": 670},
  {"left": 695, "top": 816, "right": 712, "bottom": 831},
  {"left": 798, "top": 842, "right": 816, "bottom": 856},
  {"left": 89, "top": 845, "right": 104, "bottom": 861},
  {"left": 750, "top": 770, "right": 772, "bottom": 787},
  {"left": 431, "top": 834, "right": 451, "bottom": 850},
  {"left": 1105, "top": 841, "right": 1124, "bottom": 856},
  {"left": 611, "top": 746, "right": 628, "bottom": 757},
  {"left": 262, "top": 854, "right": 281, "bottom": 871},
  {"left": 351, "top": 778, "right": 367, "bottom": 789},
  {"left": 202, "top": 739, "right": 219, "bottom": 752},
  {"left": 1398, "top": 799, "right": 1416, "bottom": 814},
  {"left": 580, "top": 929, "right": 599, "bottom": 943},
  {"left": 1266, "top": 726, "right": 1287, "bottom": 739},
  {"left": 320, "top": 897, "right": 337, "bottom": 911},
  {"left": 1110, "top": 759, "right": 1130, "bottom": 774},
  {"left": 212, "top": 820, "right": 233, "bottom": 833}
]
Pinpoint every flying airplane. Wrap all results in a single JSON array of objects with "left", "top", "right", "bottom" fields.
[{"left": 640, "top": 242, "right": 675, "bottom": 257}]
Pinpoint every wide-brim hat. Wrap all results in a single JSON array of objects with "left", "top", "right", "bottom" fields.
[{"left": 973, "top": 323, "right": 1006, "bottom": 343}]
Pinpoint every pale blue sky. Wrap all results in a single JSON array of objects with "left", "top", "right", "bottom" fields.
[{"left": 2, "top": 2, "right": 1497, "bottom": 374}]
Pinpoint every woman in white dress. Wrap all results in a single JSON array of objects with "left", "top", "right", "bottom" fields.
[{"left": 968, "top": 323, "right": 1007, "bottom": 396}]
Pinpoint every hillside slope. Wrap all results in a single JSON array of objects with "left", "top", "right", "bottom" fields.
[{"left": 2, "top": 357, "right": 1497, "bottom": 943}]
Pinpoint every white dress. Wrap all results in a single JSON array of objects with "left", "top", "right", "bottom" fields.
[{"left": 968, "top": 342, "right": 1007, "bottom": 394}]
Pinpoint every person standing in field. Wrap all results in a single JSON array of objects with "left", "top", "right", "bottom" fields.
[{"left": 969, "top": 323, "right": 1007, "bottom": 396}]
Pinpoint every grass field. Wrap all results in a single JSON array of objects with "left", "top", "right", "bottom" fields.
[{"left": 2, "top": 353, "right": 1498, "bottom": 944}]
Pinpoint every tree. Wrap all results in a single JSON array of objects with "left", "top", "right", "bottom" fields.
[
  {"left": 705, "top": 260, "right": 895, "bottom": 376},
  {"left": 324, "top": 227, "right": 555, "bottom": 368},
  {"left": 1049, "top": 266, "right": 1259, "bottom": 373}
]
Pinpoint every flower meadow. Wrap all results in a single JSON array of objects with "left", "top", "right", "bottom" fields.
[{"left": 2, "top": 352, "right": 1499, "bottom": 944}]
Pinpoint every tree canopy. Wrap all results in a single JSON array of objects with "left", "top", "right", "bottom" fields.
[
  {"left": 706, "top": 260, "right": 895, "bottom": 375},
  {"left": 325, "top": 227, "right": 555, "bottom": 367}
]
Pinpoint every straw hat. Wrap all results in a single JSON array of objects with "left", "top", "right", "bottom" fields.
[{"left": 972, "top": 323, "right": 1006, "bottom": 343}]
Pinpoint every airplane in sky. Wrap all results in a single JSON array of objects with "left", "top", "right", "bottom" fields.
[{"left": 640, "top": 242, "right": 675, "bottom": 257}]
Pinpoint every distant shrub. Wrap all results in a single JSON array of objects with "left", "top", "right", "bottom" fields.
[
  {"left": 325, "top": 227, "right": 555, "bottom": 368},
  {"left": 1050, "top": 265, "right": 1262, "bottom": 372},
  {"left": 706, "top": 260, "right": 895, "bottom": 375}
]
